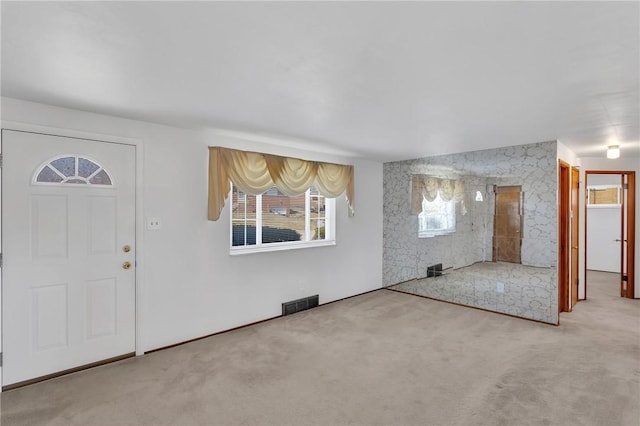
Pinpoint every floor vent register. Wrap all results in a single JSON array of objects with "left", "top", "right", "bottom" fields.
[{"left": 282, "top": 295, "right": 319, "bottom": 316}]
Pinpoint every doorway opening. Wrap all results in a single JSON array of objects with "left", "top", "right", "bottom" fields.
[{"left": 584, "top": 171, "right": 636, "bottom": 300}]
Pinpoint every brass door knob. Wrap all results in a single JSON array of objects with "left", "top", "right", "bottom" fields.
[
  {"left": 123, "top": 261, "right": 132, "bottom": 270},
  {"left": 123, "top": 245, "right": 131, "bottom": 253}
]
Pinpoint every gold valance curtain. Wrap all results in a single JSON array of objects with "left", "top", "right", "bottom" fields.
[
  {"left": 208, "top": 147, "right": 355, "bottom": 221},
  {"left": 410, "top": 175, "right": 465, "bottom": 214}
]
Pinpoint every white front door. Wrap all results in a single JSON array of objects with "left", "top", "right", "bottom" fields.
[{"left": 2, "top": 130, "right": 136, "bottom": 387}]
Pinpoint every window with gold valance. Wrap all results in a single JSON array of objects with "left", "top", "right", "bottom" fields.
[
  {"left": 410, "top": 175, "right": 465, "bottom": 215},
  {"left": 411, "top": 175, "right": 466, "bottom": 237},
  {"left": 208, "top": 147, "right": 355, "bottom": 221}
]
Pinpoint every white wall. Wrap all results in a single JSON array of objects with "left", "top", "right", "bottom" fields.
[
  {"left": 1, "top": 97, "right": 384, "bottom": 352},
  {"left": 578, "top": 156, "right": 640, "bottom": 299},
  {"left": 557, "top": 141, "right": 579, "bottom": 166},
  {"left": 588, "top": 174, "right": 624, "bottom": 186}
]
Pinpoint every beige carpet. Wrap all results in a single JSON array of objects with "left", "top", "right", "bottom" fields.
[{"left": 1, "top": 271, "right": 639, "bottom": 425}]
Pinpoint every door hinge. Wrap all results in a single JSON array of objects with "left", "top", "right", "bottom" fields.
[
  {"left": 0, "top": 352, "right": 3, "bottom": 367},
  {"left": 623, "top": 183, "right": 628, "bottom": 190},
  {"left": 0, "top": 153, "right": 3, "bottom": 168},
  {"left": 622, "top": 274, "right": 628, "bottom": 282},
  {"left": 0, "top": 252, "right": 3, "bottom": 268}
]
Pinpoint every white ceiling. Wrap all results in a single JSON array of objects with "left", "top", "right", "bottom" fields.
[{"left": 2, "top": 1, "right": 638, "bottom": 161}]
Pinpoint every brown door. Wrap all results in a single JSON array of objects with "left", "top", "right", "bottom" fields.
[
  {"left": 621, "top": 173, "right": 636, "bottom": 298},
  {"left": 571, "top": 167, "right": 580, "bottom": 307},
  {"left": 493, "top": 186, "right": 523, "bottom": 263},
  {"left": 558, "top": 161, "right": 570, "bottom": 312}
]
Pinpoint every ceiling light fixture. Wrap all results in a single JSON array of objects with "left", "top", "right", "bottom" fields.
[{"left": 607, "top": 145, "right": 620, "bottom": 159}]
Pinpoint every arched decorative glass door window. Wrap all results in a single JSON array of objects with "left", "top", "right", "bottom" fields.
[{"left": 34, "top": 155, "right": 113, "bottom": 186}]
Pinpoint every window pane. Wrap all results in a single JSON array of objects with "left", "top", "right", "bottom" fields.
[
  {"left": 231, "top": 186, "right": 257, "bottom": 246},
  {"left": 419, "top": 194, "right": 456, "bottom": 237},
  {"left": 309, "top": 185, "right": 326, "bottom": 240},
  {"left": 261, "top": 187, "right": 303, "bottom": 243},
  {"left": 89, "top": 169, "right": 112, "bottom": 185},
  {"left": 229, "top": 183, "right": 336, "bottom": 250},
  {"left": 35, "top": 156, "right": 113, "bottom": 186},
  {"left": 50, "top": 157, "right": 76, "bottom": 177},
  {"left": 311, "top": 219, "right": 326, "bottom": 240},
  {"left": 36, "top": 165, "right": 64, "bottom": 183},
  {"left": 66, "top": 178, "right": 87, "bottom": 184},
  {"left": 588, "top": 187, "right": 619, "bottom": 205},
  {"left": 78, "top": 158, "right": 100, "bottom": 178},
  {"left": 232, "top": 223, "right": 256, "bottom": 246}
]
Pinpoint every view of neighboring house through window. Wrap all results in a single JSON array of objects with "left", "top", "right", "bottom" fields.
[
  {"left": 231, "top": 184, "right": 334, "bottom": 252},
  {"left": 418, "top": 193, "right": 456, "bottom": 237}
]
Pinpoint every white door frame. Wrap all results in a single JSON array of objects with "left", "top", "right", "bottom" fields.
[{"left": 0, "top": 121, "right": 145, "bottom": 391}]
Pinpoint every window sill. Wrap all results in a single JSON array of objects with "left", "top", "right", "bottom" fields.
[
  {"left": 229, "top": 239, "right": 336, "bottom": 255},
  {"left": 419, "top": 231, "right": 455, "bottom": 238}
]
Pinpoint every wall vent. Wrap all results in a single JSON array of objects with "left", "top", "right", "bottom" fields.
[
  {"left": 427, "top": 263, "right": 443, "bottom": 278},
  {"left": 282, "top": 295, "right": 319, "bottom": 316}
]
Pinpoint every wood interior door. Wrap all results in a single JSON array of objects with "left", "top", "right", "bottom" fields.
[
  {"left": 493, "top": 186, "right": 523, "bottom": 264},
  {"left": 571, "top": 167, "right": 580, "bottom": 307},
  {"left": 558, "top": 161, "right": 570, "bottom": 312},
  {"left": 621, "top": 173, "right": 636, "bottom": 298}
]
